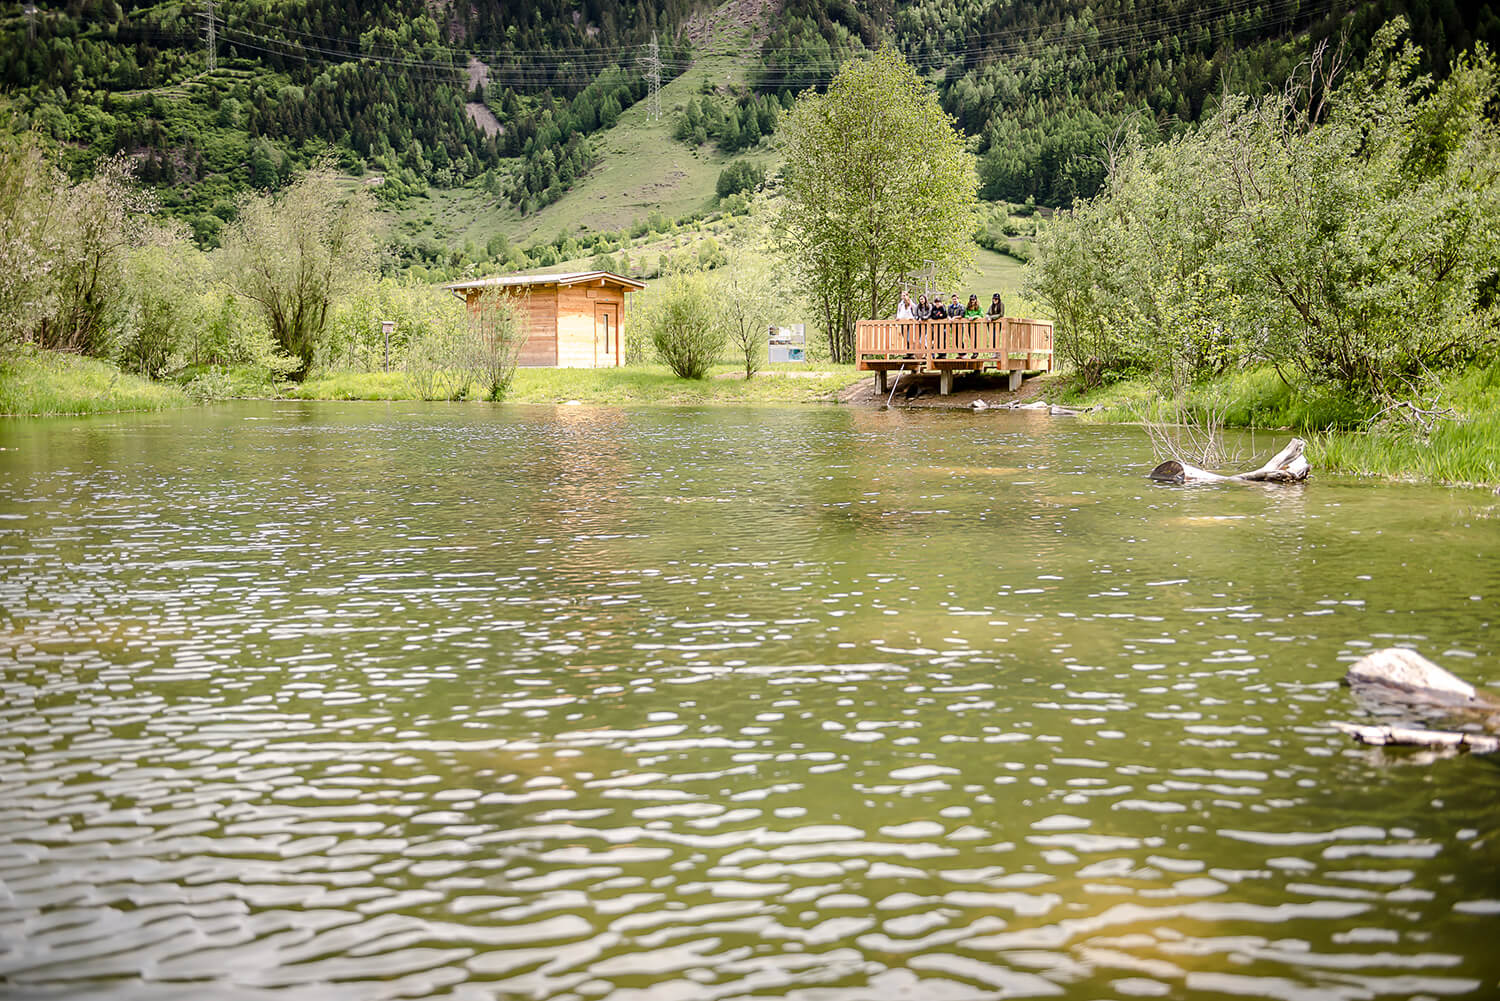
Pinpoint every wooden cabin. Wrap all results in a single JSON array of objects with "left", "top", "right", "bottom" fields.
[{"left": 444, "top": 271, "right": 646, "bottom": 368}]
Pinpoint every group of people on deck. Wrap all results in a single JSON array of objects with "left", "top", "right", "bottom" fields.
[{"left": 895, "top": 290, "right": 1004, "bottom": 321}]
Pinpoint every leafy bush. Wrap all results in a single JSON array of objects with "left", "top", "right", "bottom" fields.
[
  {"left": 642, "top": 272, "right": 729, "bottom": 379},
  {"left": 1028, "top": 20, "right": 1500, "bottom": 398},
  {"left": 118, "top": 229, "right": 204, "bottom": 378},
  {"left": 220, "top": 166, "right": 377, "bottom": 379}
]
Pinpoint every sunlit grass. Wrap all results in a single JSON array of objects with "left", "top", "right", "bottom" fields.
[
  {"left": 1050, "top": 363, "right": 1500, "bottom": 486},
  {"left": 285, "top": 370, "right": 420, "bottom": 401},
  {"left": 0, "top": 348, "right": 188, "bottom": 416},
  {"left": 285, "top": 363, "right": 865, "bottom": 406}
]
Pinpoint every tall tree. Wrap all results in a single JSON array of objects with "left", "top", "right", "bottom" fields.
[
  {"left": 221, "top": 167, "right": 376, "bottom": 379},
  {"left": 777, "top": 47, "right": 978, "bottom": 363}
]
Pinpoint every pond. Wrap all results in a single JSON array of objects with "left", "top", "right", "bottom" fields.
[{"left": 1, "top": 401, "right": 1497, "bottom": 1000}]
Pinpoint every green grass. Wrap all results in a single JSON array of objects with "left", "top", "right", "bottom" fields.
[
  {"left": 284, "top": 371, "right": 422, "bottom": 401},
  {"left": 1308, "top": 363, "right": 1500, "bottom": 486},
  {"left": 285, "top": 363, "right": 864, "bottom": 406},
  {"left": 1057, "top": 368, "right": 1372, "bottom": 430},
  {"left": 966, "top": 247, "right": 1037, "bottom": 314},
  {"left": 1049, "top": 363, "right": 1500, "bottom": 487},
  {"left": 0, "top": 349, "right": 189, "bottom": 416}
]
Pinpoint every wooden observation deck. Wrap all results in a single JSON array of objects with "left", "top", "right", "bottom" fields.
[{"left": 855, "top": 317, "right": 1055, "bottom": 395}]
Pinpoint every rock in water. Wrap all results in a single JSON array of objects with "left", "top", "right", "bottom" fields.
[{"left": 1345, "top": 648, "right": 1487, "bottom": 705}]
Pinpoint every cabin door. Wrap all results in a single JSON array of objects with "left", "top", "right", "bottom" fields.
[{"left": 593, "top": 306, "right": 617, "bottom": 368}]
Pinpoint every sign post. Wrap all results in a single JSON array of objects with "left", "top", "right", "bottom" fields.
[{"left": 380, "top": 320, "right": 396, "bottom": 372}]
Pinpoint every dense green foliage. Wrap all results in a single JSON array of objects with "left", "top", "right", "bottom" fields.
[
  {"left": 0, "top": 1, "right": 699, "bottom": 242},
  {"left": 759, "top": 1, "right": 1500, "bottom": 207},
  {"left": 5, "top": 0, "right": 1495, "bottom": 257},
  {"left": 1028, "top": 21, "right": 1500, "bottom": 406},
  {"left": 779, "top": 48, "right": 978, "bottom": 363},
  {"left": 674, "top": 92, "right": 785, "bottom": 153},
  {"left": 642, "top": 271, "right": 730, "bottom": 379},
  {"left": 715, "top": 159, "right": 765, "bottom": 200}
]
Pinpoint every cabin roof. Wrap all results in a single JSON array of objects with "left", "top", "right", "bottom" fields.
[{"left": 443, "top": 270, "right": 646, "bottom": 294}]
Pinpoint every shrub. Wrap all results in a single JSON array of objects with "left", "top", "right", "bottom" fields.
[{"left": 642, "top": 271, "right": 728, "bottom": 379}]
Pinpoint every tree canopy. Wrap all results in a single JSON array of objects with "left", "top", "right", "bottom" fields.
[
  {"left": 220, "top": 168, "right": 377, "bottom": 379},
  {"left": 1027, "top": 19, "right": 1500, "bottom": 400},
  {"left": 777, "top": 47, "right": 978, "bottom": 363}
]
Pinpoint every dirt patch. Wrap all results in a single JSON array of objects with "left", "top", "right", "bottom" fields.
[
  {"left": 466, "top": 56, "right": 487, "bottom": 92},
  {"left": 466, "top": 101, "right": 502, "bottom": 138},
  {"left": 681, "top": 0, "right": 776, "bottom": 48},
  {"left": 839, "top": 370, "right": 1052, "bottom": 409},
  {"left": 629, "top": 169, "right": 687, "bottom": 199},
  {"left": 427, "top": 0, "right": 466, "bottom": 43}
]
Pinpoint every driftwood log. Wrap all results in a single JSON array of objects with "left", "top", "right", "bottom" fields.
[
  {"left": 1335, "top": 648, "right": 1500, "bottom": 754},
  {"left": 1331, "top": 721, "right": 1499, "bottom": 753},
  {"left": 1150, "top": 438, "right": 1310, "bottom": 484}
]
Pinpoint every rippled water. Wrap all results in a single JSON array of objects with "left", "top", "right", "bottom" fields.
[{"left": 1, "top": 401, "right": 1498, "bottom": 1000}]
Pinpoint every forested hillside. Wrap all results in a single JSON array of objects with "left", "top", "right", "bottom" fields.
[
  {"left": 1, "top": 0, "right": 694, "bottom": 244},
  {"left": 755, "top": 0, "right": 1500, "bottom": 205},
  {"left": 2, "top": 0, "right": 1495, "bottom": 255}
]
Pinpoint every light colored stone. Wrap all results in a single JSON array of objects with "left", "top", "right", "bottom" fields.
[{"left": 1345, "top": 648, "right": 1478, "bottom": 702}]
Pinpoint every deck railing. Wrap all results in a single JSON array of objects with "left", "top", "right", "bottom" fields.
[{"left": 855, "top": 317, "right": 1054, "bottom": 372}]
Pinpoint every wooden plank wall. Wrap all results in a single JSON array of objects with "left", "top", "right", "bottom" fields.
[
  {"left": 468, "top": 288, "right": 557, "bottom": 367},
  {"left": 556, "top": 285, "right": 625, "bottom": 368}
]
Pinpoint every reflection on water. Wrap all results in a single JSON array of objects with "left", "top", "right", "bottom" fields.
[{"left": 1, "top": 401, "right": 1497, "bottom": 1000}]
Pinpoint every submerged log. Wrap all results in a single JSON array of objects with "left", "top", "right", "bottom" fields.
[
  {"left": 1331, "top": 721, "right": 1500, "bottom": 753},
  {"left": 1150, "top": 438, "right": 1309, "bottom": 485}
]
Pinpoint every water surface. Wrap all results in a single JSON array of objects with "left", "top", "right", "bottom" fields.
[{"left": 1, "top": 402, "right": 1497, "bottom": 1000}]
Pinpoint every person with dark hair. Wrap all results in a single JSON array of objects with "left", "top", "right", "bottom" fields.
[
  {"left": 987, "top": 293, "right": 1005, "bottom": 320},
  {"left": 915, "top": 294, "right": 932, "bottom": 320},
  {"left": 946, "top": 294, "right": 964, "bottom": 319},
  {"left": 963, "top": 294, "right": 982, "bottom": 319}
]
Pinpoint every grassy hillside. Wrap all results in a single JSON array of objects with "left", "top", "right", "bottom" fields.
[{"left": 393, "top": 0, "right": 778, "bottom": 254}]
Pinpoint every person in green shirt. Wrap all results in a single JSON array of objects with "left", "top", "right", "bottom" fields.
[{"left": 963, "top": 294, "right": 982, "bottom": 319}]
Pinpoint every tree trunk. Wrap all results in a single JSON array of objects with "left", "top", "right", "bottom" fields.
[{"left": 1149, "top": 438, "right": 1310, "bottom": 484}]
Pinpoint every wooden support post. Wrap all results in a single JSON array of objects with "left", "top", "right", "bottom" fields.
[
  {"left": 939, "top": 371, "right": 953, "bottom": 396},
  {"left": 875, "top": 369, "right": 887, "bottom": 395},
  {"left": 1007, "top": 369, "right": 1022, "bottom": 392}
]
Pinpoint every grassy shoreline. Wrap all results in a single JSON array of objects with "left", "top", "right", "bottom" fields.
[
  {"left": 6, "top": 349, "right": 1495, "bottom": 488},
  {"left": 284, "top": 363, "right": 868, "bottom": 406},
  {"left": 0, "top": 348, "right": 188, "bottom": 416},
  {"left": 1053, "top": 365, "right": 1500, "bottom": 488}
]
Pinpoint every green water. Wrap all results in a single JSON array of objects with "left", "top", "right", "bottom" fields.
[{"left": 1, "top": 401, "right": 1497, "bottom": 1000}]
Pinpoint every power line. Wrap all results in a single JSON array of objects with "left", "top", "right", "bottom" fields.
[
  {"left": 54, "top": 0, "right": 1330, "bottom": 82},
  {"left": 37, "top": 0, "right": 1342, "bottom": 96}
]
